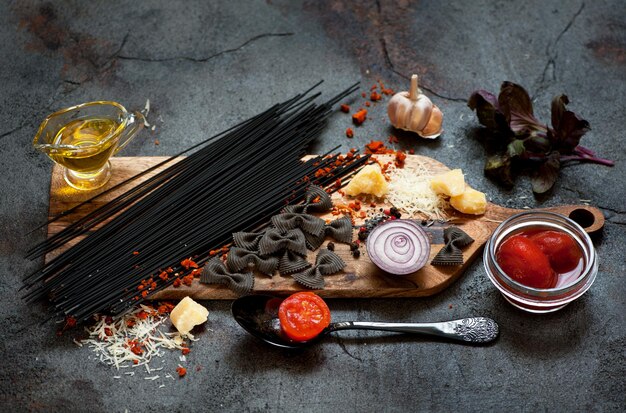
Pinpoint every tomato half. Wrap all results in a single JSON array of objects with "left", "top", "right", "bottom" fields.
[
  {"left": 278, "top": 292, "right": 331, "bottom": 342},
  {"left": 496, "top": 235, "right": 557, "bottom": 289},
  {"left": 529, "top": 230, "right": 582, "bottom": 273}
]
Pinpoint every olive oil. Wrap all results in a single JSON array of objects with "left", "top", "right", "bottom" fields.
[{"left": 50, "top": 118, "right": 120, "bottom": 172}]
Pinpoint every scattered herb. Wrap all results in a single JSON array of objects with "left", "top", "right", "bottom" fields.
[{"left": 468, "top": 81, "right": 613, "bottom": 193}]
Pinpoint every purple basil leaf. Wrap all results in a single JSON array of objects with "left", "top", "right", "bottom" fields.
[
  {"left": 468, "top": 90, "right": 508, "bottom": 132},
  {"left": 551, "top": 94, "right": 569, "bottom": 131},
  {"left": 485, "top": 153, "right": 514, "bottom": 187},
  {"left": 498, "top": 82, "right": 546, "bottom": 134},
  {"left": 506, "top": 139, "right": 525, "bottom": 158},
  {"left": 550, "top": 96, "right": 590, "bottom": 153},
  {"left": 531, "top": 153, "right": 560, "bottom": 193},
  {"left": 524, "top": 135, "right": 551, "bottom": 153}
]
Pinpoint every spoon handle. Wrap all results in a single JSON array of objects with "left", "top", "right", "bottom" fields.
[{"left": 329, "top": 317, "right": 499, "bottom": 344}]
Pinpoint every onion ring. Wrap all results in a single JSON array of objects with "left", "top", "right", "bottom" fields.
[{"left": 366, "top": 219, "right": 430, "bottom": 275}]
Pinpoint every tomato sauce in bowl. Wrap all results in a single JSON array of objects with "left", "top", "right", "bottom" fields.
[{"left": 484, "top": 212, "right": 597, "bottom": 313}]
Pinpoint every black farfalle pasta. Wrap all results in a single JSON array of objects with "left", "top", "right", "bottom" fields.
[
  {"left": 258, "top": 228, "right": 308, "bottom": 256},
  {"left": 303, "top": 231, "right": 326, "bottom": 251},
  {"left": 291, "top": 249, "right": 346, "bottom": 289},
  {"left": 232, "top": 229, "right": 267, "bottom": 250},
  {"left": 200, "top": 257, "right": 254, "bottom": 295},
  {"left": 283, "top": 185, "right": 333, "bottom": 214},
  {"left": 303, "top": 185, "right": 333, "bottom": 212},
  {"left": 279, "top": 249, "right": 311, "bottom": 275},
  {"left": 226, "top": 247, "right": 279, "bottom": 276},
  {"left": 324, "top": 215, "right": 353, "bottom": 243},
  {"left": 271, "top": 213, "right": 325, "bottom": 236},
  {"left": 431, "top": 227, "right": 475, "bottom": 266}
]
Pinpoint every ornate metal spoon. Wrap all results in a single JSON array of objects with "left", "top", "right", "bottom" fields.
[{"left": 232, "top": 295, "right": 499, "bottom": 349}]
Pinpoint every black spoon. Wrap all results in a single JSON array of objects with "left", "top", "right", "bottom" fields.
[{"left": 231, "top": 295, "right": 499, "bottom": 349}]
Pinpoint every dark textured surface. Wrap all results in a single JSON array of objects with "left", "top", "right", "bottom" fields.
[{"left": 1, "top": 0, "right": 625, "bottom": 411}]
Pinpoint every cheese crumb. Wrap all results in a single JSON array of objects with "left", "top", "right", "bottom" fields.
[{"left": 170, "top": 297, "right": 209, "bottom": 336}]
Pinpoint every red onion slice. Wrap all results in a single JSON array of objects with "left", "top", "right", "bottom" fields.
[{"left": 366, "top": 219, "right": 431, "bottom": 275}]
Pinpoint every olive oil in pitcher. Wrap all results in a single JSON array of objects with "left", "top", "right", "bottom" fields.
[
  {"left": 50, "top": 118, "right": 121, "bottom": 172},
  {"left": 33, "top": 101, "right": 145, "bottom": 191}
]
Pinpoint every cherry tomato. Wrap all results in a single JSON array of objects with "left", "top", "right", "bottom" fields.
[
  {"left": 529, "top": 230, "right": 582, "bottom": 273},
  {"left": 496, "top": 235, "right": 557, "bottom": 289},
  {"left": 278, "top": 292, "right": 331, "bottom": 342}
]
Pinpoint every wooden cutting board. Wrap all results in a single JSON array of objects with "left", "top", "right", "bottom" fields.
[{"left": 47, "top": 155, "right": 604, "bottom": 300}]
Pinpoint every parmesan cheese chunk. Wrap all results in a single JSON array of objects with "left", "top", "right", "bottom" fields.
[
  {"left": 170, "top": 297, "right": 209, "bottom": 335},
  {"left": 344, "top": 164, "right": 388, "bottom": 198},
  {"left": 430, "top": 169, "right": 466, "bottom": 197},
  {"left": 450, "top": 187, "right": 487, "bottom": 215}
]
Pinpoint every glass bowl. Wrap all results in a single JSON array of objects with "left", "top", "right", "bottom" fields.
[{"left": 483, "top": 211, "right": 598, "bottom": 313}]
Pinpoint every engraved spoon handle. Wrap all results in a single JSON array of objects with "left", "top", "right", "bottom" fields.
[{"left": 328, "top": 317, "right": 499, "bottom": 344}]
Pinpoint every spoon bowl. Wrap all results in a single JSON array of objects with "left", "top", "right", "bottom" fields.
[{"left": 231, "top": 295, "right": 499, "bottom": 349}]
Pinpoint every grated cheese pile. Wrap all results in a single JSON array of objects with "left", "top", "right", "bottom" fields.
[
  {"left": 386, "top": 162, "right": 446, "bottom": 219},
  {"left": 76, "top": 305, "right": 195, "bottom": 379}
]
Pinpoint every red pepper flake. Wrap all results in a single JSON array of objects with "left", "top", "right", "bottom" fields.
[
  {"left": 352, "top": 109, "right": 367, "bottom": 125},
  {"left": 166, "top": 267, "right": 174, "bottom": 273},
  {"left": 133, "top": 251, "right": 140, "bottom": 255},
  {"left": 126, "top": 319, "right": 136, "bottom": 328},
  {"left": 335, "top": 178, "right": 342, "bottom": 188},
  {"left": 191, "top": 268, "right": 202, "bottom": 277},
  {"left": 141, "top": 290, "right": 148, "bottom": 298},
  {"left": 65, "top": 316, "right": 77, "bottom": 329},
  {"left": 182, "top": 274, "right": 194, "bottom": 286},
  {"left": 361, "top": 92, "right": 367, "bottom": 98},
  {"left": 364, "top": 101, "right": 371, "bottom": 107},
  {"left": 395, "top": 150, "right": 407, "bottom": 167},
  {"left": 181, "top": 258, "right": 199, "bottom": 269},
  {"left": 388, "top": 135, "right": 399, "bottom": 144},
  {"left": 209, "top": 250, "right": 218, "bottom": 256},
  {"left": 365, "top": 140, "right": 385, "bottom": 154},
  {"left": 314, "top": 169, "right": 326, "bottom": 178},
  {"left": 157, "top": 302, "right": 175, "bottom": 314},
  {"left": 136, "top": 311, "right": 148, "bottom": 320},
  {"left": 133, "top": 359, "right": 139, "bottom": 365},
  {"left": 409, "top": 148, "right": 415, "bottom": 155},
  {"left": 129, "top": 340, "right": 143, "bottom": 355},
  {"left": 345, "top": 128, "right": 354, "bottom": 138},
  {"left": 181, "top": 347, "right": 191, "bottom": 355},
  {"left": 176, "top": 366, "right": 187, "bottom": 377},
  {"left": 173, "top": 278, "right": 182, "bottom": 288},
  {"left": 370, "top": 91, "right": 382, "bottom": 101},
  {"left": 104, "top": 327, "right": 113, "bottom": 337},
  {"left": 359, "top": 211, "right": 367, "bottom": 219},
  {"left": 158, "top": 271, "right": 169, "bottom": 281},
  {"left": 384, "top": 208, "right": 391, "bottom": 216},
  {"left": 340, "top": 104, "right": 350, "bottom": 113}
]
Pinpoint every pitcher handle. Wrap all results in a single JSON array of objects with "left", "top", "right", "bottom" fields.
[{"left": 114, "top": 111, "right": 145, "bottom": 154}]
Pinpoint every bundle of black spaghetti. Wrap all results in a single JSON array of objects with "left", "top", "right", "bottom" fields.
[{"left": 22, "top": 82, "right": 370, "bottom": 322}]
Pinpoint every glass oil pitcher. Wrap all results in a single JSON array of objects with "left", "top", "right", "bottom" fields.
[{"left": 33, "top": 101, "right": 145, "bottom": 191}]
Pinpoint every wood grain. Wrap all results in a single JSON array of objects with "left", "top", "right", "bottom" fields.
[{"left": 47, "top": 155, "right": 605, "bottom": 300}]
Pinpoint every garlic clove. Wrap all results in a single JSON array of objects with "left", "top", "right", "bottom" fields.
[
  {"left": 409, "top": 98, "right": 433, "bottom": 132},
  {"left": 418, "top": 104, "right": 443, "bottom": 138}
]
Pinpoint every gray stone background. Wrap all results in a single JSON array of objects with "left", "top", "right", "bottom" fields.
[{"left": 1, "top": 0, "right": 624, "bottom": 411}]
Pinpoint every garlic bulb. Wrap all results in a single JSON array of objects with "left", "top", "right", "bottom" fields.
[{"left": 387, "top": 74, "right": 443, "bottom": 139}]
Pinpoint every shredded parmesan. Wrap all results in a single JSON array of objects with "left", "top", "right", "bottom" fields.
[
  {"left": 77, "top": 305, "right": 189, "bottom": 379},
  {"left": 386, "top": 163, "right": 446, "bottom": 219}
]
